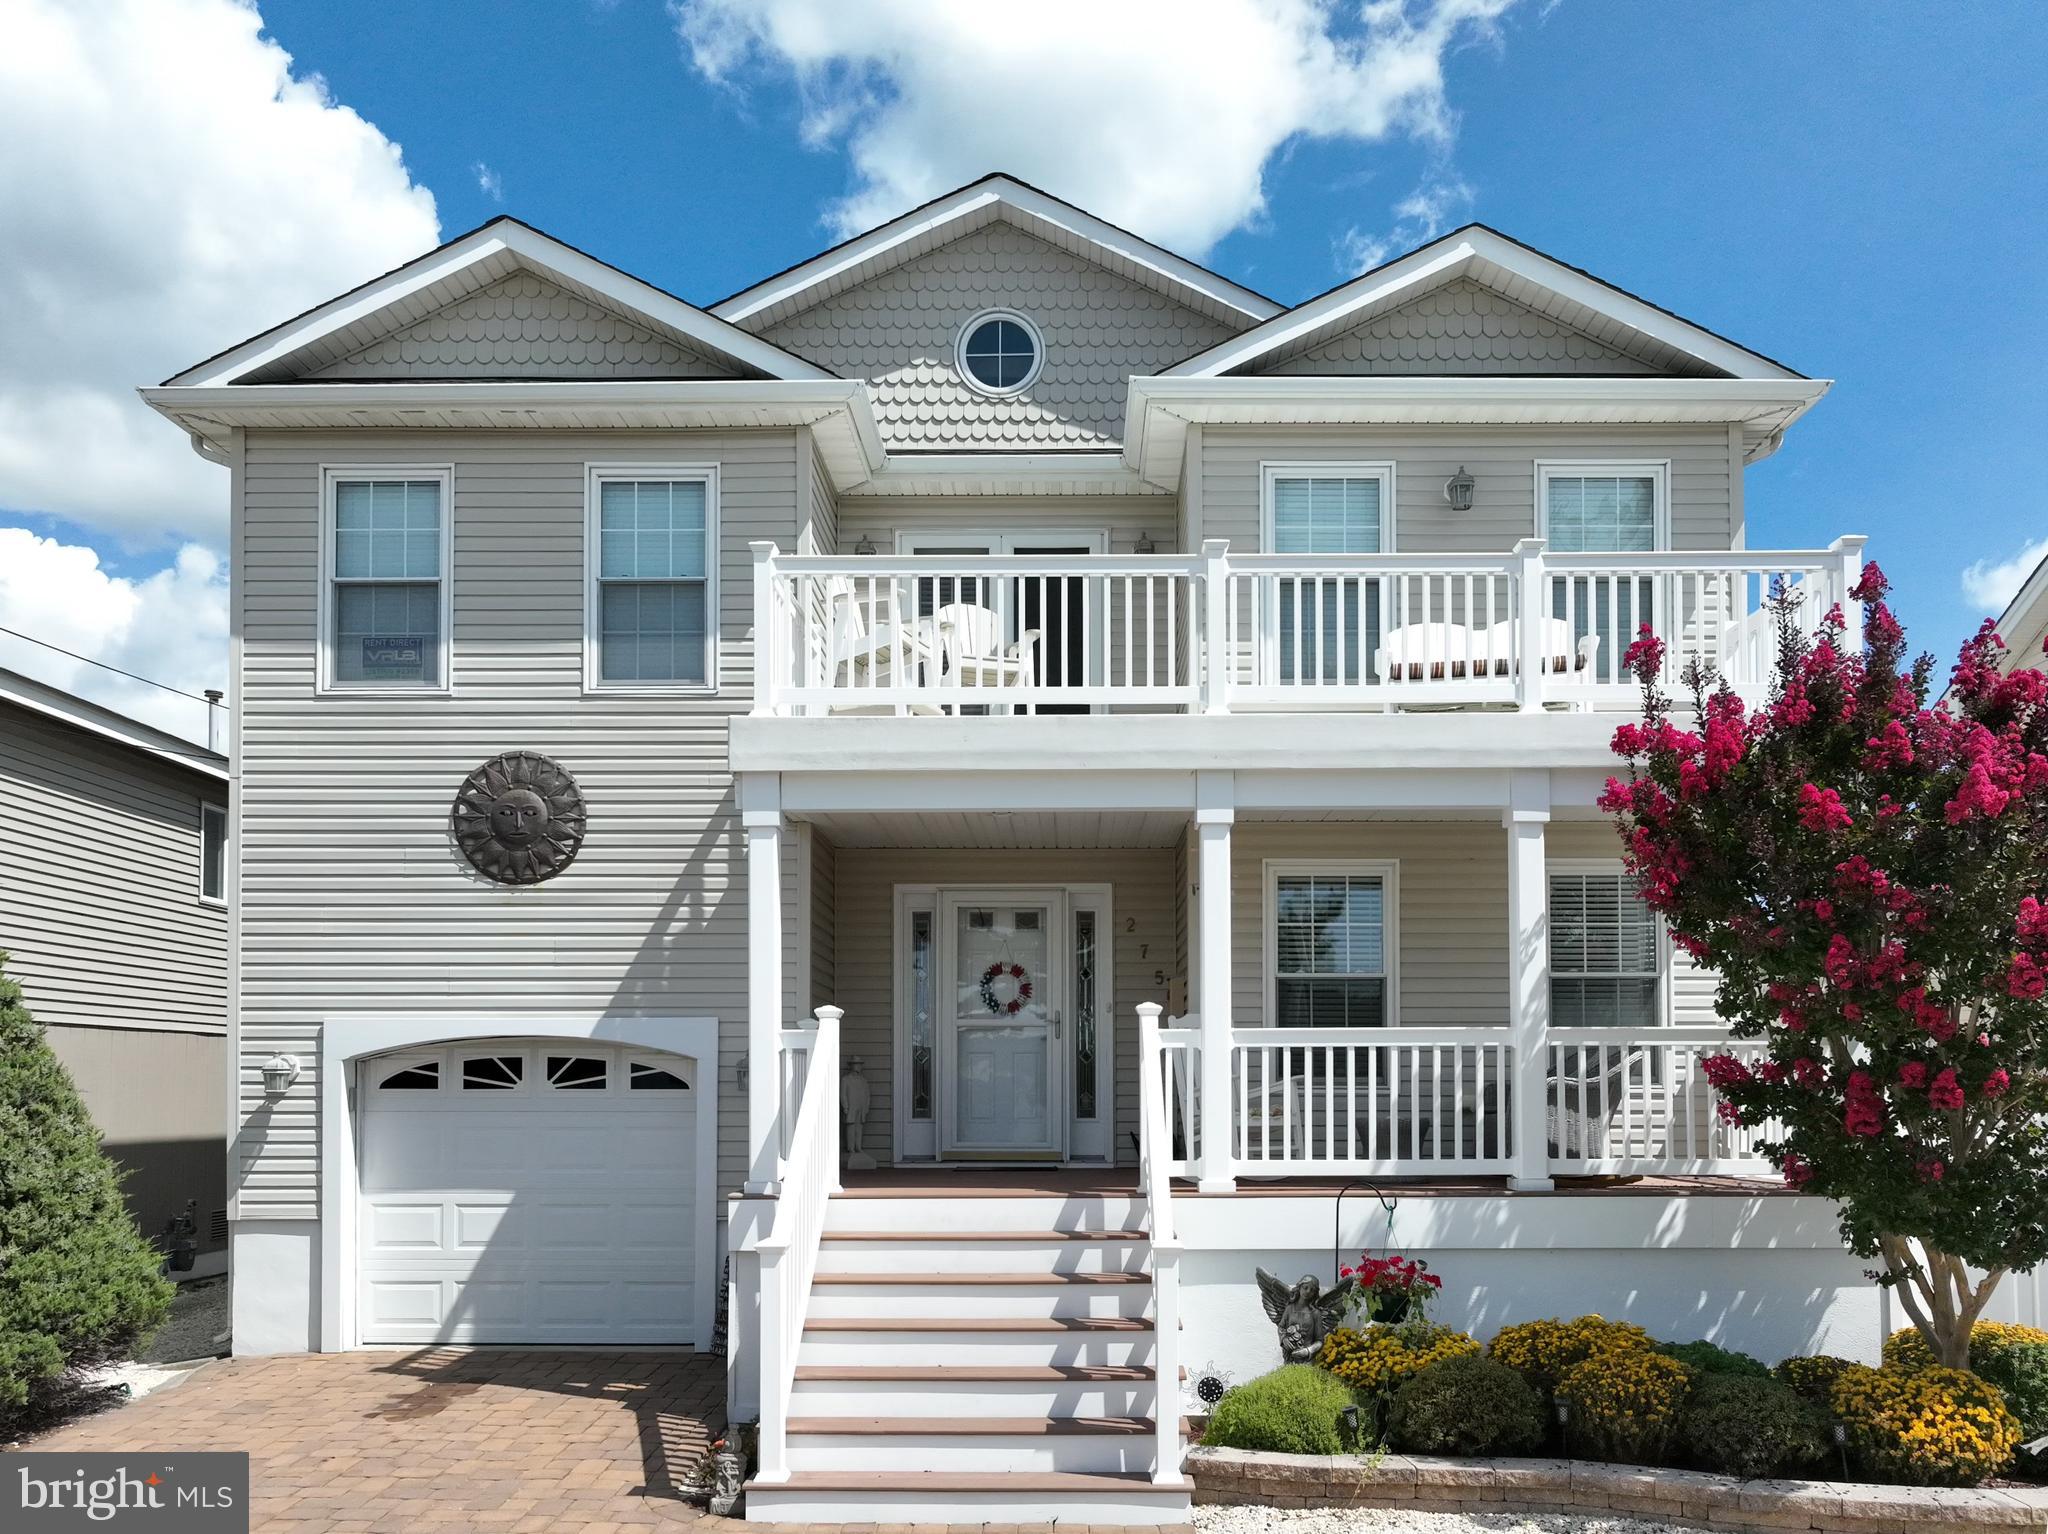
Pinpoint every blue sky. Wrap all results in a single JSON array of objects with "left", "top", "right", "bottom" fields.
[{"left": 2, "top": 0, "right": 2044, "bottom": 733}]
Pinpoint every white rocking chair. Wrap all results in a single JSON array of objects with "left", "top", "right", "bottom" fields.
[
  {"left": 825, "top": 576, "right": 943, "bottom": 714},
  {"left": 933, "top": 601, "right": 1042, "bottom": 696}
]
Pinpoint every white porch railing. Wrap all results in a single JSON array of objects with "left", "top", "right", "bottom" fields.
[
  {"left": 1134, "top": 1004, "right": 1185, "bottom": 1487},
  {"left": 753, "top": 1006, "right": 841, "bottom": 1485},
  {"left": 751, "top": 536, "right": 1866, "bottom": 716},
  {"left": 1545, "top": 1028, "right": 1781, "bottom": 1174},
  {"left": 1140, "top": 1014, "right": 1779, "bottom": 1182}
]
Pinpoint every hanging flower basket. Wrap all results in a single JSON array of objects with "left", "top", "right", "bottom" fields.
[{"left": 980, "top": 961, "right": 1034, "bottom": 1015}]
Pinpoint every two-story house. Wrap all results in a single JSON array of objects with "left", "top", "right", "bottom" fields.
[{"left": 149, "top": 174, "right": 1920, "bottom": 1523}]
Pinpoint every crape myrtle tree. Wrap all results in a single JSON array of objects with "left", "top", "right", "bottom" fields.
[{"left": 1599, "top": 564, "right": 2048, "bottom": 1370}]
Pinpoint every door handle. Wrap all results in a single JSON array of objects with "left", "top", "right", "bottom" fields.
[{"left": 1052, "top": 1010, "right": 1063, "bottom": 1039}]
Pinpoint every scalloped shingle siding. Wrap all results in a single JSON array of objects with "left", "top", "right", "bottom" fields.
[
  {"left": 310, "top": 273, "right": 743, "bottom": 379},
  {"left": 757, "top": 222, "right": 1244, "bottom": 447},
  {"left": 1259, "top": 278, "right": 1664, "bottom": 375}
]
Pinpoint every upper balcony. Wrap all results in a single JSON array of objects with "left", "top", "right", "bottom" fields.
[{"left": 749, "top": 536, "right": 1868, "bottom": 720}]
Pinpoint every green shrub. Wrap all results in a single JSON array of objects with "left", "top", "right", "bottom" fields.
[
  {"left": 1202, "top": 1364, "right": 1362, "bottom": 1455},
  {"left": 0, "top": 955, "right": 173, "bottom": 1435},
  {"left": 1390, "top": 1354, "right": 1545, "bottom": 1457},
  {"left": 1775, "top": 1353, "right": 1859, "bottom": 1406},
  {"left": 1679, "top": 1374, "right": 1828, "bottom": 1480},
  {"left": 1656, "top": 1339, "right": 1772, "bottom": 1380}
]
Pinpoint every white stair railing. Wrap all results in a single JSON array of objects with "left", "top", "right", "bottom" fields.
[
  {"left": 753, "top": 1005, "right": 841, "bottom": 1484},
  {"left": 1135, "top": 1003, "right": 1185, "bottom": 1487}
]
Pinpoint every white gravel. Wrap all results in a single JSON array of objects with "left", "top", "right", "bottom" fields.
[{"left": 1196, "top": 1507, "right": 1701, "bottom": 1534}]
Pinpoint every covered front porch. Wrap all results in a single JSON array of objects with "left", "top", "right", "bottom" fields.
[{"left": 737, "top": 757, "right": 1779, "bottom": 1197}]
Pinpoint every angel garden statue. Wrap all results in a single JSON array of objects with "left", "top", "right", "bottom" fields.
[{"left": 1255, "top": 1268, "right": 1358, "bottom": 1364}]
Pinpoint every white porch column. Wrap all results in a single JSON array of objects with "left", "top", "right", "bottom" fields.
[
  {"left": 1194, "top": 770, "right": 1235, "bottom": 1192},
  {"left": 743, "top": 772, "right": 784, "bottom": 1196},
  {"left": 1504, "top": 768, "right": 1554, "bottom": 1191}
]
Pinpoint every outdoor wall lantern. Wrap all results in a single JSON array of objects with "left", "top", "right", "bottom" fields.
[
  {"left": 1443, "top": 466, "right": 1476, "bottom": 512},
  {"left": 260, "top": 1053, "right": 300, "bottom": 1097}
]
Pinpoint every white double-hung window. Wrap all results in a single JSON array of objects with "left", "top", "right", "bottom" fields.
[
  {"left": 586, "top": 467, "right": 717, "bottom": 689},
  {"left": 1261, "top": 463, "right": 1394, "bottom": 684},
  {"left": 1548, "top": 863, "right": 1664, "bottom": 1029},
  {"left": 1268, "top": 861, "right": 1397, "bottom": 1028},
  {"left": 1538, "top": 462, "right": 1667, "bottom": 683},
  {"left": 323, "top": 468, "right": 451, "bottom": 690}
]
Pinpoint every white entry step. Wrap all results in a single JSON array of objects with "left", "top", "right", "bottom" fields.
[{"left": 743, "top": 1470, "right": 1191, "bottom": 1526}]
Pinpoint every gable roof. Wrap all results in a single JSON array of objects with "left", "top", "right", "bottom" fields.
[
  {"left": 0, "top": 665, "right": 227, "bottom": 782},
  {"left": 710, "top": 172, "right": 1282, "bottom": 333},
  {"left": 1165, "top": 224, "right": 1806, "bottom": 382},
  {"left": 163, "top": 217, "right": 837, "bottom": 387}
]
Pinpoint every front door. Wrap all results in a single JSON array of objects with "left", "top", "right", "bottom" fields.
[{"left": 938, "top": 892, "right": 1064, "bottom": 1158}]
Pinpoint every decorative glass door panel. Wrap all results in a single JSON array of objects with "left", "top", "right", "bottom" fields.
[{"left": 940, "top": 896, "right": 1062, "bottom": 1156}]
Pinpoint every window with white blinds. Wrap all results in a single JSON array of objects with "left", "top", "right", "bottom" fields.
[
  {"left": 1539, "top": 464, "right": 1664, "bottom": 552},
  {"left": 1549, "top": 868, "right": 1661, "bottom": 1028},
  {"left": 326, "top": 472, "right": 449, "bottom": 689},
  {"left": 589, "top": 471, "right": 716, "bottom": 687},
  {"left": 1272, "top": 866, "right": 1393, "bottom": 1027},
  {"left": 1263, "top": 465, "right": 1391, "bottom": 685}
]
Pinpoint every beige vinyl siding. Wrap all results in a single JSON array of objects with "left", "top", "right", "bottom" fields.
[
  {"left": 833, "top": 496, "right": 1176, "bottom": 557},
  {"left": 1233, "top": 822, "right": 1507, "bottom": 1028},
  {"left": 800, "top": 434, "right": 837, "bottom": 557},
  {"left": 306, "top": 273, "right": 746, "bottom": 380},
  {"left": 1200, "top": 424, "right": 1738, "bottom": 554},
  {"left": 809, "top": 828, "right": 837, "bottom": 1012},
  {"left": 1254, "top": 279, "right": 1670, "bottom": 377},
  {"left": 233, "top": 428, "right": 801, "bottom": 1221},
  {"left": 1, "top": 703, "right": 227, "bottom": 1036},
  {"left": 757, "top": 222, "right": 1241, "bottom": 450},
  {"left": 827, "top": 847, "right": 1176, "bottom": 1165}
]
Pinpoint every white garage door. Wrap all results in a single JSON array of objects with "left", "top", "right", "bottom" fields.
[{"left": 357, "top": 1040, "right": 698, "bottom": 1344}]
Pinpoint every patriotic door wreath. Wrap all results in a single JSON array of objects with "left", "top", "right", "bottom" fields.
[{"left": 979, "top": 961, "right": 1034, "bottom": 1015}]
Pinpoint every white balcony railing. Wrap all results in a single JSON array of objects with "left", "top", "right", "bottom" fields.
[
  {"left": 1138, "top": 1018, "right": 1777, "bottom": 1182},
  {"left": 751, "top": 537, "right": 1866, "bottom": 716}
]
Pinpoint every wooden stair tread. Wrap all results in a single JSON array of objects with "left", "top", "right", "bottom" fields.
[
  {"left": 812, "top": 1269, "right": 1150, "bottom": 1285},
  {"left": 805, "top": 1315, "right": 1153, "bottom": 1333},
  {"left": 747, "top": 1470, "right": 1180, "bottom": 1493},
  {"left": 824, "top": 1229, "right": 1149, "bottom": 1242},
  {"left": 787, "top": 1415, "right": 1157, "bottom": 1436},
  {"left": 795, "top": 1363, "right": 1162, "bottom": 1382}
]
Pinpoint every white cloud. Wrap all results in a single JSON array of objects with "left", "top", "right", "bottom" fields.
[
  {"left": 1962, "top": 535, "right": 2048, "bottom": 615},
  {"left": 475, "top": 162, "right": 505, "bottom": 202},
  {"left": 674, "top": 0, "right": 1517, "bottom": 255},
  {"left": 0, "top": 0, "right": 440, "bottom": 544},
  {"left": 1336, "top": 167, "right": 1473, "bottom": 272},
  {"left": 0, "top": 529, "right": 229, "bottom": 744}
]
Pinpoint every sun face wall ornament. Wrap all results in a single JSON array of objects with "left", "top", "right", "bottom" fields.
[{"left": 451, "top": 751, "right": 587, "bottom": 885}]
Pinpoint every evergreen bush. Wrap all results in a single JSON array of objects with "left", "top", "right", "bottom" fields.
[
  {"left": 1202, "top": 1364, "right": 1362, "bottom": 1455},
  {"left": 0, "top": 955, "right": 173, "bottom": 1435},
  {"left": 1389, "top": 1354, "right": 1545, "bottom": 1457}
]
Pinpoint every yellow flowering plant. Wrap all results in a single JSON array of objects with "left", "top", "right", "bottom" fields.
[
  {"left": 1556, "top": 1346, "right": 1692, "bottom": 1465},
  {"left": 1317, "top": 1322, "right": 1480, "bottom": 1398},
  {"left": 1487, "top": 1314, "right": 1653, "bottom": 1397},
  {"left": 1882, "top": 1319, "right": 2048, "bottom": 1371},
  {"left": 1774, "top": 1353, "right": 1861, "bottom": 1405},
  {"left": 1829, "top": 1363, "right": 2021, "bottom": 1486}
]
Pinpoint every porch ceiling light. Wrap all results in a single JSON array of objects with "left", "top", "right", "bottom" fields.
[
  {"left": 1443, "top": 466, "right": 1476, "bottom": 512},
  {"left": 260, "top": 1053, "right": 300, "bottom": 1097}
]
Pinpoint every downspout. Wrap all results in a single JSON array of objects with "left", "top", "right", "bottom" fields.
[{"left": 187, "top": 429, "right": 231, "bottom": 467}]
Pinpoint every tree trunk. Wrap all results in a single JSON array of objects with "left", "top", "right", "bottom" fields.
[{"left": 1877, "top": 1233, "right": 2005, "bottom": 1370}]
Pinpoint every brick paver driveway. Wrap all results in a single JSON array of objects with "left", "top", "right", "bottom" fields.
[{"left": 32, "top": 1349, "right": 726, "bottom": 1533}]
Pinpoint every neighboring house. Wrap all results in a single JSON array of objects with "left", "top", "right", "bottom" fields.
[
  {"left": 1992, "top": 544, "right": 2048, "bottom": 668},
  {"left": 0, "top": 666, "right": 229, "bottom": 1278},
  {"left": 146, "top": 173, "right": 2043, "bottom": 1523}
]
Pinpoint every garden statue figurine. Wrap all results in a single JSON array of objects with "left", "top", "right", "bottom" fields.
[
  {"left": 1255, "top": 1267, "right": 1358, "bottom": 1363},
  {"left": 841, "top": 1056, "right": 876, "bottom": 1171}
]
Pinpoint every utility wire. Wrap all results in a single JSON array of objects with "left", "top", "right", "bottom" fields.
[{"left": 0, "top": 623, "right": 219, "bottom": 706}]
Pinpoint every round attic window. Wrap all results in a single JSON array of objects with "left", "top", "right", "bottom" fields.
[{"left": 956, "top": 310, "right": 1042, "bottom": 395}]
